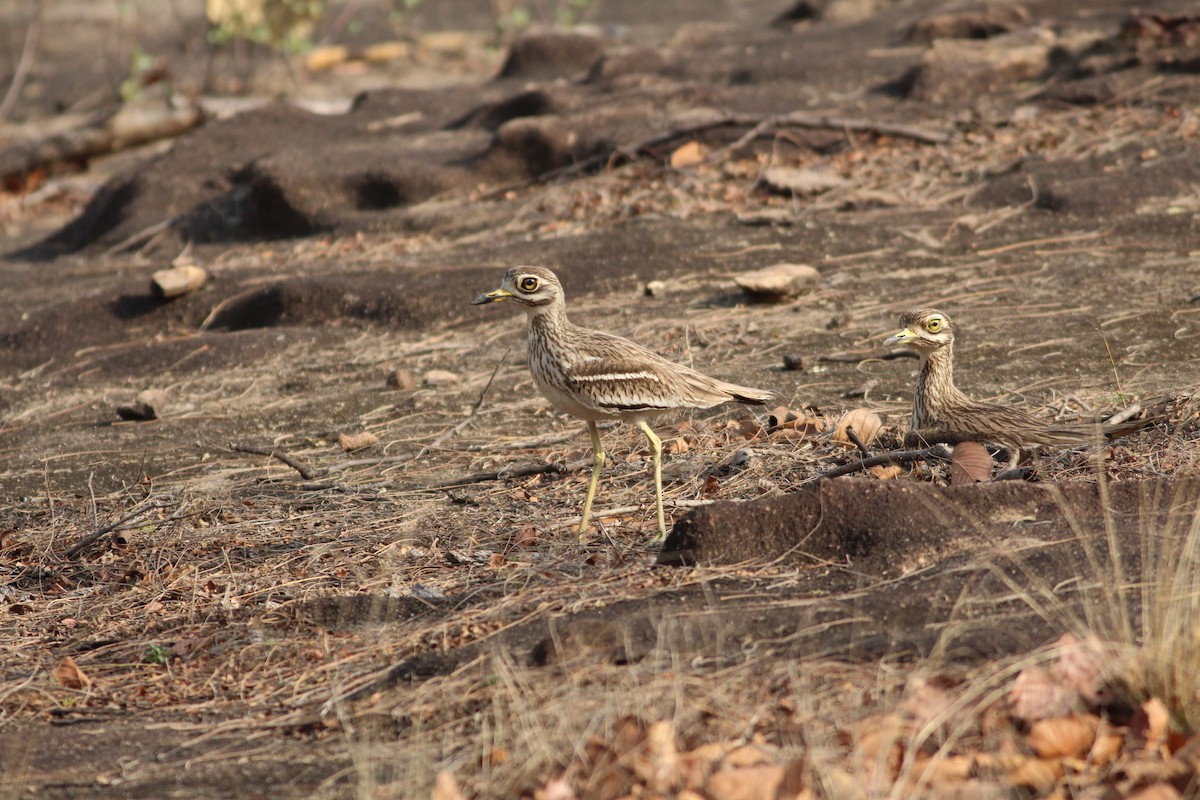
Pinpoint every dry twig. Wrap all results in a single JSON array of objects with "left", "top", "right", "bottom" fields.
[
  {"left": 430, "top": 458, "right": 591, "bottom": 489},
  {"left": 229, "top": 443, "right": 324, "bottom": 480},
  {"left": 811, "top": 445, "right": 951, "bottom": 482},
  {"left": 0, "top": 13, "right": 40, "bottom": 123},
  {"left": 64, "top": 499, "right": 171, "bottom": 559}
]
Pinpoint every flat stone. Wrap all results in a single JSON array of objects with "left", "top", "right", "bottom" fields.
[{"left": 734, "top": 263, "right": 819, "bottom": 302}]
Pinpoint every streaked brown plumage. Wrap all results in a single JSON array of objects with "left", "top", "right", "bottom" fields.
[
  {"left": 883, "top": 308, "right": 1147, "bottom": 467},
  {"left": 472, "top": 266, "right": 775, "bottom": 540}
]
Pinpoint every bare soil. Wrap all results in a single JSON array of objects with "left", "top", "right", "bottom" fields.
[{"left": 1, "top": 0, "right": 1199, "bottom": 797}]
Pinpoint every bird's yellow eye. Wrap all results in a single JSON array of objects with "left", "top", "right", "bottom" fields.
[
  {"left": 518, "top": 277, "right": 539, "bottom": 292},
  {"left": 926, "top": 317, "right": 943, "bottom": 333}
]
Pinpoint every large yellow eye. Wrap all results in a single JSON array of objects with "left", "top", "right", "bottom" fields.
[
  {"left": 926, "top": 316, "right": 943, "bottom": 333},
  {"left": 518, "top": 276, "right": 539, "bottom": 292}
]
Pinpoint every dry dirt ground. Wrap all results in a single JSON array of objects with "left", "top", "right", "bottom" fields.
[{"left": 1, "top": 0, "right": 1200, "bottom": 797}]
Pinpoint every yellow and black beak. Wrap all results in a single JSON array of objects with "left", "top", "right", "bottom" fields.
[
  {"left": 883, "top": 327, "right": 916, "bottom": 347},
  {"left": 471, "top": 287, "right": 512, "bottom": 305}
]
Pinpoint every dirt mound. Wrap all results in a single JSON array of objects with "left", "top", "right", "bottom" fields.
[{"left": 660, "top": 478, "right": 1185, "bottom": 567}]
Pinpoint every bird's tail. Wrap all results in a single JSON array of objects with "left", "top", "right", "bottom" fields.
[
  {"left": 720, "top": 381, "right": 776, "bottom": 406},
  {"left": 1035, "top": 413, "right": 1157, "bottom": 446}
]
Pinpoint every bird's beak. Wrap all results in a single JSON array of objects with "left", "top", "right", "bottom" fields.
[
  {"left": 883, "top": 327, "right": 916, "bottom": 347},
  {"left": 471, "top": 287, "right": 512, "bottom": 305}
]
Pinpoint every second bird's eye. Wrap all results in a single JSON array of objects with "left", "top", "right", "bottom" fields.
[
  {"left": 926, "top": 317, "right": 943, "bottom": 333},
  {"left": 519, "top": 277, "right": 539, "bottom": 292}
]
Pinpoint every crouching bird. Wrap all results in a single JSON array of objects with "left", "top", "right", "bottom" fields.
[{"left": 883, "top": 308, "right": 1150, "bottom": 469}]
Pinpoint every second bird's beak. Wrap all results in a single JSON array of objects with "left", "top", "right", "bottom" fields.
[
  {"left": 471, "top": 287, "right": 512, "bottom": 305},
  {"left": 883, "top": 327, "right": 915, "bottom": 347}
]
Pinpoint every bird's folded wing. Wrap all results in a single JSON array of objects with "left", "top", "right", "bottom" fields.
[{"left": 565, "top": 356, "right": 676, "bottom": 412}]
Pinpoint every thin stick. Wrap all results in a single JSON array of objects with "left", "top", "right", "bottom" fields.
[
  {"left": 0, "top": 14, "right": 40, "bottom": 123},
  {"left": 809, "top": 446, "right": 950, "bottom": 482},
  {"left": 844, "top": 426, "right": 871, "bottom": 458},
  {"left": 974, "top": 229, "right": 1109, "bottom": 257},
  {"left": 229, "top": 443, "right": 324, "bottom": 480},
  {"left": 430, "top": 458, "right": 591, "bottom": 489},
  {"left": 819, "top": 351, "right": 917, "bottom": 364},
  {"left": 64, "top": 502, "right": 165, "bottom": 559},
  {"left": 429, "top": 347, "right": 509, "bottom": 449},
  {"left": 1095, "top": 327, "right": 1125, "bottom": 398},
  {"left": 101, "top": 217, "right": 174, "bottom": 257}
]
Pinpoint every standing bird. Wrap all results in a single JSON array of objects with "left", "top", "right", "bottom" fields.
[
  {"left": 883, "top": 308, "right": 1148, "bottom": 469},
  {"left": 472, "top": 266, "right": 775, "bottom": 540}
]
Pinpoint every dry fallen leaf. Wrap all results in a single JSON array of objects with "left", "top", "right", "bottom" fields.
[
  {"left": 950, "top": 441, "right": 993, "bottom": 484},
  {"left": 721, "top": 744, "right": 774, "bottom": 769},
  {"left": 639, "top": 720, "right": 679, "bottom": 793},
  {"left": 767, "top": 405, "right": 799, "bottom": 429},
  {"left": 1027, "top": 714, "right": 1099, "bottom": 759},
  {"left": 1089, "top": 723, "right": 1125, "bottom": 768},
  {"left": 834, "top": 408, "right": 882, "bottom": 447},
  {"left": 666, "top": 437, "right": 690, "bottom": 454},
  {"left": 1007, "top": 756, "right": 1063, "bottom": 794},
  {"left": 432, "top": 770, "right": 465, "bottom": 800},
  {"left": 53, "top": 655, "right": 92, "bottom": 690},
  {"left": 870, "top": 464, "right": 904, "bottom": 479},
  {"left": 1127, "top": 784, "right": 1183, "bottom": 800},
  {"left": 1051, "top": 633, "right": 1121, "bottom": 705},
  {"left": 338, "top": 431, "right": 378, "bottom": 451},
  {"left": 1136, "top": 697, "right": 1172, "bottom": 757},
  {"left": 704, "top": 764, "right": 785, "bottom": 800},
  {"left": 670, "top": 140, "right": 707, "bottom": 168},
  {"left": 910, "top": 753, "right": 973, "bottom": 786},
  {"left": 1010, "top": 665, "right": 1078, "bottom": 722},
  {"left": 537, "top": 776, "right": 578, "bottom": 800},
  {"left": 676, "top": 743, "right": 725, "bottom": 790}
]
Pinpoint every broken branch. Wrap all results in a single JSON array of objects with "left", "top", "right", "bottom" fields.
[{"left": 230, "top": 443, "right": 324, "bottom": 481}]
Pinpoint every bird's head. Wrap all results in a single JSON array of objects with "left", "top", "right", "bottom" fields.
[
  {"left": 471, "top": 266, "right": 563, "bottom": 312},
  {"left": 883, "top": 308, "right": 955, "bottom": 355}
]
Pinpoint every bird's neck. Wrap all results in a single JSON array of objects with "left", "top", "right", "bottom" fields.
[
  {"left": 914, "top": 344, "right": 963, "bottom": 425},
  {"left": 527, "top": 301, "right": 571, "bottom": 339}
]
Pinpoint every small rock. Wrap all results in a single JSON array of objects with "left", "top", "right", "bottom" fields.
[
  {"left": 151, "top": 265, "right": 208, "bottom": 299},
  {"left": 362, "top": 41, "right": 410, "bottom": 63},
  {"left": 823, "top": 0, "right": 890, "bottom": 24},
  {"left": 661, "top": 461, "right": 698, "bottom": 482},
  {"left": 419, "top": 31, "right": 471, "bottom": 56},
  {"left": 423, "top": 369, "right": 460, "bottom": 386},
  {"left": 734, "top": 263, "right": 819, "bottom": 302},
  {"left": 843, "top": 379, "right": 877, "bottom": 399},
  {"left": 338, "top": 431, "right": 378, "bottom": 451},
  {"left": 908, "top": 28, "right": 1055, "bottom": 105},
  {"left": 644, "top": 279, "right": 668, "bottom": 297},
  {"left": 386, "top": 368, "right": 418, "bottom": 391},
  {"left": 305, "top": 45, "right": 349, "bottom": 72},
  {"left": 759, "top": 166, "right": 846, "bottom": 197},
  {"left": 498, "top": 30, "right": 606, "bottom": 80},
  {"left": 782, "top": 353, "right": 805, "bottom": 371},
  {"left": 905, "top": 1, "right": 1031, "bottom": 44},
  {"left": 116, "top": 389, "right": 167, "bottom": 421},
  {"left": 729, "top": 449, "right": 754, "bottom": 469}
]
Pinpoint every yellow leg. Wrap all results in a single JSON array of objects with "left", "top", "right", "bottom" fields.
[
  {"left": 578, "top": 421, "right": 605, "bottom": 538},
  {"left": 637, "top": 419, "right": 666, "bottom": 541}
]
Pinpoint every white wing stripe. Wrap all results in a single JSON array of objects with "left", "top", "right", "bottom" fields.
[{"left": 573, "top": 371, "right": 659, "bottom": 383}]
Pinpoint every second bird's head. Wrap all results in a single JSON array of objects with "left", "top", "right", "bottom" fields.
[
  {"left": 472, "top": 266, "right": 563, "bottom": 312},
  {"left": 883, "top": 308, "right": 955, "bottom": 354}
]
